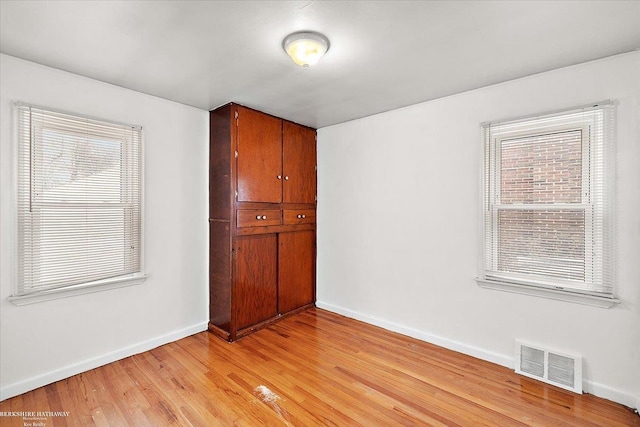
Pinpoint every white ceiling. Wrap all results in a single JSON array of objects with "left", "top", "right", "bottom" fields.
[{"left": 1, "top": 1, "right": 639, "bottom": 128}]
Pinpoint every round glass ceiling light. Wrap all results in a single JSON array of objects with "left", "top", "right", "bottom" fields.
[{"left": 282, "top": 31, "right": 330, "bottom": 67}]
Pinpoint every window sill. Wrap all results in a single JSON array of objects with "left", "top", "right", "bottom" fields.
[
  {"left": 475, "top": 278, "right": 620, "bottom": 308},
  {"left": 8, "top": 274, "right": 148, "bottom": 306}
]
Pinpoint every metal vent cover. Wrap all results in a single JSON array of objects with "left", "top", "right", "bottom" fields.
[{"left": 515, "top": 340, "right": 582, "bottom": 393}]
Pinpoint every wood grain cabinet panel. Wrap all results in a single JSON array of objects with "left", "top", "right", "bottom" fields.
[
  {"left": 235, "top": 234, "right": 278, "bottom": 329},
  {"left": 278, "top": 231, "right": 315, "bottom": 314},
  {"left": 283, "top": 209, "right": 316, "bottom": 225},
  {"left": 237, "top": 209, "right": 281, "bottom": 228},
  {"left": 209, "top": 103, "right": 316, "bottom": 341},
  {"left": 236, "top": 107, "right": 282, "bottom": 203},
  {"left": 283, "top": 121, "right": 317, "bottom": 204}
]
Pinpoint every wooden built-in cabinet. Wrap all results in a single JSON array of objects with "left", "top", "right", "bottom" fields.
[{"left": 209, "top": 103, "right": 317, "bottom": 341}]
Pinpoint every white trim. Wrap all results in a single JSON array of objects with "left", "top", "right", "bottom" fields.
[
  {"left": 13, "top": 101, "right": 142, "bottom": 131},
  {"left": 8, "top": 273, "right": 148, "bottom": 306},
  {"left": 475, "top": 278, "right": 620, "bottom": 308},
  {"left": 481, "top": 100, "right": 612, "bottom": 129},
  {"left": 0, "top": 320, "right": 208, "bottom": 401},
  {"left": 316, "top": 302, "right": 637, "bottom": 409},
  {"left": 316, "top": 301, "right": 513, "bottom": 368},
  {"left": 583, "top": 380, "right": 640, "bottom": 411}
]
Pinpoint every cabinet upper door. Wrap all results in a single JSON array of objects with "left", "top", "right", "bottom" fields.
[
  {"left": 283, "top": 121, "right": 316, "bottom": 204},
  {"left": 237, "top": 107, "right": 282, "bottom": 203}
]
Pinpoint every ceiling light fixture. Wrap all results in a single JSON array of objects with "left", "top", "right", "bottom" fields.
[{"left": 282, "top": 31, "right": 330, "bottom": 67}]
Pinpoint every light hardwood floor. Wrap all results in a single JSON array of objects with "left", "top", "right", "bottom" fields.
[{"left": 1, "top": 309, "right": 638, "bottom": 426}]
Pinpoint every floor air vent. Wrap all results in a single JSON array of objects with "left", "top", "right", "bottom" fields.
[{"left": 515, "top": 340, "right": 582, "bottom": 393}]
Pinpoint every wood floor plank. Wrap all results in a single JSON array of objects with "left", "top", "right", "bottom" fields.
[
  {"left": 63, "top": 371, "right": 109, "bottom": 427},
  {"left": 1, "top": 308, "right": 638, "bottom": 426},
  {"left": 250, "top": 331, "right": 422, "bottom": 426},
  {"left": 286, "top": 311, "right": 606, "bottom": 426},
  {"left": 122, "top": 355, "right": 201, "bottom": 426},
  {"left": 263, "top": 319, "right": 520, "bottom": 425},
  {"left": 97, "top": 361, "right": 154, "bottom": 426},
  {"left": 82, "top": 368, "right": 130, "bottom": 426},
  {"left": 144, "top": 343, "right": 252, "bottom": 426},
  {"left": 249, "top": 328, "right": 467, "bottom": 426}
]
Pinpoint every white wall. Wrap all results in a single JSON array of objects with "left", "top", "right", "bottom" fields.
[
  {"left": 0, "top": 54, "right": 209, "bottom": 400},
  {"left": 317, "top": 52, "right": 640, "bottom": 408}
]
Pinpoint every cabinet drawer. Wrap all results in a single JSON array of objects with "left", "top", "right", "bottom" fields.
[
  {"left": 237, "top": 210, "right": 281, "bottom": 228},
  {"left": 283, "top": 209, "right": 316, "bottom": 225}
]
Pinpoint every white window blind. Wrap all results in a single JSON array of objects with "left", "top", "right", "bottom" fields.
[
  {"left": 480, "top": 102, "right": 615, "bottom": 297},
  {"left": 16, "top": 103, "right": 142, "bottom": 296}
]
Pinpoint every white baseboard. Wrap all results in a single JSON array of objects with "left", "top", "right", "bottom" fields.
[
  {"left": 316, "top": 301, "right": 639, "bottom": 410},
  {"left": 0, "top": 321, "right": 208, "bottom": 402},
  {"left": 583, "top": 380, "right": 640, "bottom": 411},
  {"left": 316, "top": 301, "right": 512, "bottom": 368}
]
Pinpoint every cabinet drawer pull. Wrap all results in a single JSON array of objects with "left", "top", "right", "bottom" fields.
[
  {"left": 297, "top": 214, "right": 307, "bottom": 219},
  {"left": 262, "top": 215, "right": 267, "bottom": 220},
  {"left": 256, "top": 215, "right": 261, "bottom": 220}
]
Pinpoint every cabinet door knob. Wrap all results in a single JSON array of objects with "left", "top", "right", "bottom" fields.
[
  {"left": 277, "top": 175, "right": 282, "bottom": 180},
  {"left": 262, "top": 215, "right": 267, "bottom": 220},
  {"left": 284, "top": 175, "right": 289, "bottom": 181}
]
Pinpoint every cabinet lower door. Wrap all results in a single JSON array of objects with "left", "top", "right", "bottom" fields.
[
  {"left": 278, "top": 231, "right": 315, "bottom": 314},
  {"left": 235, "top": 234, "right": 278, "bottom": 329}
]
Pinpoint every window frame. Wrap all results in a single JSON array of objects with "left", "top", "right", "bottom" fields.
[
  {"left": 476, "top": 102, "right": 618, "bottom": 308},
  {"left": 9, "top": 102, "right": 147, "bottom": 306}
]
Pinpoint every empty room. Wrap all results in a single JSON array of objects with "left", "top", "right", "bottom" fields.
[{"left": 1, "top": 1, "right": 639, "bottom": 426}]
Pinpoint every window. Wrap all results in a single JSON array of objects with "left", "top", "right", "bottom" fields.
[
  {"left": 12, "top": 103, "right": 144, "bottom": 303},
  {"left": 477, "top": 102, "right": 617, "bottom": 307}
]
